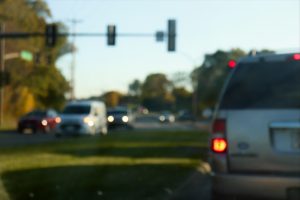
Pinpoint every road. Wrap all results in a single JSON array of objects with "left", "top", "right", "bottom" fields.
[
  {"left": 133, "top": 114, "right": 209, "bottom": 131},
  {"left": 0, "top": 131, "right": 58, "bottom": 148},
  {"left": 0, "top": 116, "right": 209, "bottom": 148}
]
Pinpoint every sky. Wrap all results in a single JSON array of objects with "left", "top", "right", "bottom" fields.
[{"left": 45, "top": 0, "right": 300, "bottom": 98}]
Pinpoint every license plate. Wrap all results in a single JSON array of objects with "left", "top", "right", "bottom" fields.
[{"left": 23, "top": 128, "right": 32, "bottom": 134}]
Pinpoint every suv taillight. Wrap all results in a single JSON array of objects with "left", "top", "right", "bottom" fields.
[
  {"left": 293, "top": 54, "right": 300, "bottom": 60},
  {"left": 211, "top": 119, "right": 227, "bottom": 153},
  {"left": 211, "top": 138, "right": 227, "bottom": 153}
]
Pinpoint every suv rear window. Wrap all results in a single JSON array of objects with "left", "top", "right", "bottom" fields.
[{"left": 220, "top": 60, "right": 300, "bottom": 109}]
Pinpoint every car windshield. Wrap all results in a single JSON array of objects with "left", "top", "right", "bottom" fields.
[
  {"left": 220, "top": 61, "right": 300, "bottom": 109},
  {"left": 62, "top": 105, "right": 91, "bottom": 114},
  {"left": 107, "top": 110, "right": 128, "bottom": 115},
  {"left": 26, "top": 111, "right": 46, "bottom": 117}
]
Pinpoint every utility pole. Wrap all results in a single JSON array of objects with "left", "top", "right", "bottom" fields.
[
  {"left": 0, "top": 24, "right": 5, "bottom": 127},
  {"left": 68, "top": 19, "right": 82, "bottom": 100}
]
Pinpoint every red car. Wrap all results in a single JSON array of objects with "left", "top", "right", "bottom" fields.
[{"left": 17, "top": 109, "right": 60, "bottom": 134}]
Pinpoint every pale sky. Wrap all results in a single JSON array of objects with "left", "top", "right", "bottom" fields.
[{"left": 45, "top": 0, "right": 300, "bottom": 98}]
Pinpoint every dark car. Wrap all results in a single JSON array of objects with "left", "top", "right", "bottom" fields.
[
  {"left": 158, "top": 111, "right": 175, "bottom": 123},
  {"left": 106, "top": 108, "right": 134, "bottom": 129},
  {"left": 18, "top": 109, "right": 59, "bottom": 134},
  {"left": 176, "top": 110, "right": 196, "bottom": 122}
]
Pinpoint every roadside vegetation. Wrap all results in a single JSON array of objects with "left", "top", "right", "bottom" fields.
[{"left": 0, "top": 130, "right": 208, "bottom": 200}]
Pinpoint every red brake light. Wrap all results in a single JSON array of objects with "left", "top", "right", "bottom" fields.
[
  {"left": 212, "top": 119, "right": 226, "bottom": 134},
  {"left": 212, "top": 138, "right": 227, "bottom": 153},
  {"left": 228, "top": 60, "right": 237, "bottom": 69},
  {"left": 293, "top": 54, "right": 300, "bottom": 60}
]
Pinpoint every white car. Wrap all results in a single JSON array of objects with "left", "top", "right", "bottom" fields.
[{"left": 55, "top": 101, "right": 107, "bottom": 136}]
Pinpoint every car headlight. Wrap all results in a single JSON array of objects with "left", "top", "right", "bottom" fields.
[
  {"left": 83, "top": 117, "right": 90, "bottom": 123},
  {"left": 107, "top": 115, "right": 114, "bottom": 123},
  {"left": 41, "top": 119, "right": 48, "bottom": 126},
  {"left": 159, "top": 116, "right": 165, "bottom": 122},
  {"left": 55, "top": 117, "right": 61, "bottom": 123},
  {"left": 169, "top": 116, "right": 175, "bottom": 122},
  {"left": 83, "top": 117, "right": 94, "bottom": 127},
  {"left": 122, "top": 116, "right": 129, "bottom": 123}
]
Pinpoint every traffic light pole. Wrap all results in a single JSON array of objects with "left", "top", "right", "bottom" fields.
[{"left": 0, "top": 24, "right": 6, "bottom": 127}]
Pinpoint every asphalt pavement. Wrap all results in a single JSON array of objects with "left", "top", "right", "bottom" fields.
[{"left": 0, "top": 131, "right": 58, "bottom": 148}]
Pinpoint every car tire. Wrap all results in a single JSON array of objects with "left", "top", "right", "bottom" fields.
[
  {"left": 17, "top": 128, "right": 24, "bottom": 134},
  {"left": 32, "top": 128, "right": 38, "bottom": 134},
  {"left": 44, "top": 126, "right": 51, "bottom": 134}
]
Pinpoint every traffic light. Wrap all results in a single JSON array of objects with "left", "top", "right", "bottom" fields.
[
  {"left": 167, "top": 19, "right": 176, "bottom": 52},
  {"left": 107, "top": 25, "right": 116, "bottom": 46},
  {"left": 45, "top": 24, "right": 58, "bottom": 47}
]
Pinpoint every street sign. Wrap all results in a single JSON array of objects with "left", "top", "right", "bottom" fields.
[
  {"left": 155, "top": 31, "right": 165, "bottom": 42},
  {"left": 20, "top": 50, "right": 33, "bottom": 61}
]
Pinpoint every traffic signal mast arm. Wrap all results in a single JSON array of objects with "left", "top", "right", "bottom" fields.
[{"left": 0, "top": 20, "right": 177, "bottom": 52}]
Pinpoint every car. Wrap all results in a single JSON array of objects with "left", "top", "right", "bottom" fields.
[
  {"left": 210, "top": 53, "right": 300, "bottom": 199},
  {"left": 17, "top": 109, "right": 59, "bottom": 134},
  {"left": 158, "top": 111, "right": 175, "bottom": 123},
  {"left": 107, "top": 107, "right": 134, "bottom": 129},
  {"left": 176, "top": 110, "right": 196, "bottom": 122},
  {"left": 55, "top": 101, "right": 107, "bottom": 136}
]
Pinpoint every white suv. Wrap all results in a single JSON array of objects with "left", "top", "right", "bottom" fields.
[
  {"left": 56, "top": 101, "right": 107, "bottom": 136},
  {"left": 210, "top": 53, "right": 300, "bottom": 199}
]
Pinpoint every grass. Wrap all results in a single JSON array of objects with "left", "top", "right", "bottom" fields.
[
  {"left": 0, "top": 117, "right": 17, "bottom": 131},
  {"left": 0, "top": 130, "right": 208, "bottom": 200}
]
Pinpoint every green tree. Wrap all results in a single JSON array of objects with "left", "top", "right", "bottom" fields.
[
  {"left": 0, "top": 0, "right": 70, "bottom": 118},
  {"left": 103, "top": 91, "right": 123, "bottom": 108},
  {"left": 128, "top": 79, "right": 141, "bottom": 96},
  {"left": 191, "top": 49, "right": 246, "bottom": 112},
  {"left": 141, "top": 73, "right": 174, "bottom": 111},
  {"left": 172, "top": 87, "right": 192, "bottom": 111}
]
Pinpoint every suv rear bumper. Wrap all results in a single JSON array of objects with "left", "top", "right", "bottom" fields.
[{"left": 212, "top": 173, "right": 300, "bottom": 199}]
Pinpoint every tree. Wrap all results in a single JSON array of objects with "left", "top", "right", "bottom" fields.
[
  {"left": 103, "top": 91, "right": 123, "bottom": 108},
  {"left": 128, "top": 79, "right": 141, "bottom": 96},
  {"left": 141, "top": 73, "right": 174, "bottom": 111},
  {"left": 171, "top": 71, "right": 190, "bottom": 88},
  {"left": 191, "top": 49, "right": 246, "bottom": 112},
  {"left": 172, "top": 87, "right": 192, "bottom": 111},
  {"left": 0, "top": 0, "right": 70, "bottom": 118}
]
